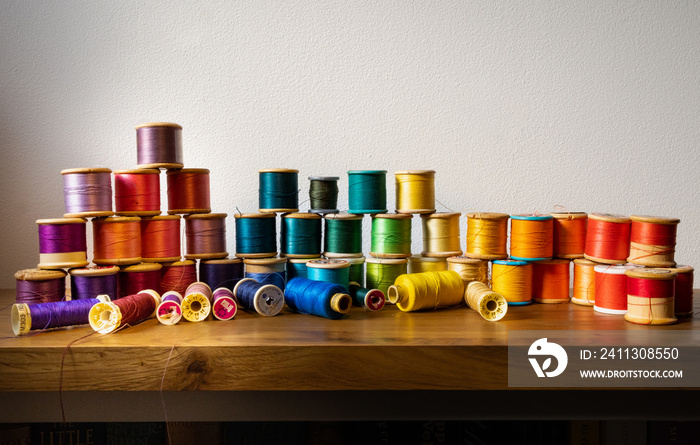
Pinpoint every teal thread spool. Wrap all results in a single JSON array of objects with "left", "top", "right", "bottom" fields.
[
  {"left": 308, "top": 176, "right": 339, "bottom": 214},
  {"left": 348, "top": 282, "right": 385, "bottom": 311},
  {"left": 323, "top": 213, "right": 364, "bottom": 258},
  {"left": 333, "top": 256, "right": 366, "bottom": 287},
  {"left": 287, "top": 257, "right": 321, "bottom": 281},
  {"left": 365, "top": 257, "right": 408, "bottom": 296},
  {"left": 281, "top": 213, "right": 322, "bottom": 257},
  {"left": 234, "top": 213, "right": 277, "bottom": 258},
  {"left": 347, "top": 170, "right": 388, "bottom": 214},
  {"left": 259, "top": 168, "right": 299, "bottom": 213},
  {"left": 370, "top": 213, "right": 412, "bottom": 259},
  {"left": 306, "top": 259, "right": 351, "bottom": 290}
]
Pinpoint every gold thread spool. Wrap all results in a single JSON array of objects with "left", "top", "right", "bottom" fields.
[
  {"left": 394, "top": 170, "right": 436, "bottom": 214},
  {"left": 420, "top": 212, "right": 462, "bottom": 258},
  {"left": 551, "top": 211, "right": 587, "bottom": 259},
  {"left": 627, "top": 215, "right": 680, "bottom": 267},
  {"left": 446, "top": 256, "right": 489, "bottom": 294},
  {"left": 465, "top": 281, "right": 508, "bottom": 322},
  {"left": 571, "top": 258, "right": 598, "bottom": 306},
  {"left": 510, "top": 214, "right": 554, "bottom": 261},
  {"left": 624, "top": 268, "right": 678, "bottom": 326},
  {"left": 408, "top": 255, "right": 447, "bottom": 274},
  {"left": 181, "top": 282, "right": 212, "bottom": 322},
  {"left": 491, "top": 260, "right": 533, "bottom": 305},
  {"left": 464, "top": 212, "right": 509, "bottom": 260},
  {"left": 387, "top": 270, "right": 464, "bottom": 311}
]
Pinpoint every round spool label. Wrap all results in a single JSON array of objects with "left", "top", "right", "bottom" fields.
[
  {"left": 181, "top": 293, "right": 211, "bottom": 322},
  {"left": 479, "top": 294, "right": 508, "bottom": 322},
  {"left": 89, "top": 302, "right": 122, "bottom": 334},
  {"left": 254, "top": 286, "right": 285, "bottom": 316},
  {"left": 364, "top": 289, "right": 385, "bottom": 311},
  {"left": 157, "top": 301, "right": 183, "bottom": 325},
  {"left": 213, "top": 296, "right": 237, "bottom": 321}
]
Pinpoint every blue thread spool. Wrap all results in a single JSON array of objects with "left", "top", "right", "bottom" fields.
[
  {"left": 287, "top": 257, "right": 321, "bottom": 281},
  {"left": 323, "top": 213, "right": 364, "bottom": 258},
  {"left": 284, "top": 277, "right": 352, "bottom": 319},
  {"left": 199, "top": 258, "right": 244, "bottom": 292},
  {"left": 244, "top": 257, "right": 287, "bottom": 290},
  {"left": 306, "top": 259, "right": 351, "bottom": 290},
  {"left": 69, "top": 265, "right": 119, "bottom": 301},
  {"left": 281, "top": 213, "right": 322, "bottom": 257},
  {"left": 233, "top": 278, "right": 285, "bottom": 316},
  {"left": 259, "top": 168, "right": 299, "bottom": 213},
  {"left": 347, "top": 170, "right": 388, "bottom": 214},
  {"left": 234, "top": 213, "right": 277, "bottom": 258}
]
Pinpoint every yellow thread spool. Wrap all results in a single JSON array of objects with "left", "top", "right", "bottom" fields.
[
  {"left": 465, "top": 281, "right": 508, "bottom": 322},
  {"left": 181, "top": 282, "right": 212, "bottom": 322},
  {"left": 387, "top": 270, "right": 464, "bottom": 312},
  {"left": 394, "top": 170, "right": 436, "bottom": 214},
  {"left": 491, "top": 260, "right": 533, "bottom": 306},
  {"left": 408, "top": 255, "right": 447, "bottom": 274},
  {"left": 420, "top": 212, "right": 462, "bottom": 258},
  {"left": 571, "top": 258, "right": 597, "bottom": 306},
  {"left": 464, "top": 212, "right": 509, "bottom": 260},
  {"left": 446, "top": 256, "right": 489, "bottom": 292}
]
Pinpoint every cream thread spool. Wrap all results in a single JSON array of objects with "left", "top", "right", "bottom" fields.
[
  {"left": 624, "top": 268, "right": 678, "bottom": 326},
  {"left": 446, "top": 256, "right": 489, "bottom": 296},
  {"left": 571, "top": 258, "right": 598, "bottom": 307},
  {"left": 465, "top": 281, "right": 508, "bottom": 322},
  {"left": 420, "top": 212, "right": 462, "bottom": 258},
  {"left": 491, "top": 259, "right": 533, "bottom": 306},
  {"left": 627, "top": 215, "right": 680, "bottom": 267},
  {"left": 408, "top": 255, "right": 448, "bottom": 274},
  {"left": 182, "top": 282, "right": 212, "bottom": 322},
  {"left": 394, "top": 170, "right": 436, "bottom": 214},
  {"left": 464, "top": 212, "right": 509, "bottom": 260}
]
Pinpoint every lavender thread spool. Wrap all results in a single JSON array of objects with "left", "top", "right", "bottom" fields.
[
  {"left": 15, "top": 269, "right": 66, "bottom": 305},
  {"left": 36, "top": 218, "right": 89, "bottom": 269},
  {"left": 69, "top": 266, "right": 119, "bottom": 300},
  {"left": 61, "top": 168, "right": 114, "bottom": 218},
  {"left": 12, "top": 295, "right": 110, "bottom": 336},
  {"left": 135, "top": 122, "right": 183, "bottom": 169}
]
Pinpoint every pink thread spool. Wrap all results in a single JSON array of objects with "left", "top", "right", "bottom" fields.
[
  {"left": 118, "top": 263, "right": 163, "bottom": 299},
  {"left": 212, "top": 287, "right": 237, "bottom": 321},
  {"left": 113, "top": 169, "right": 161, "bottom": 217},
  {"left": 136, "top": 122, "right": 183, "bottom": 169},
  {"left": 61, "top": 168, "right": 114, "bottom": 218},
  {"left": 36, "top": 218, "right": 89, "bottom": 269}
]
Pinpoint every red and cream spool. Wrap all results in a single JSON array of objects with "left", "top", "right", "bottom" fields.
[
  {"left": 584, "top": 213, "right": 631, "bottom": 264},
  {"left": 627, "top": 215, "right": 680, "bottom": 267},
  {"left": 571, "top": 258, "right": 597, "bottom": 306},
  {"left": 92, "top": 216, "right": 142, "bottom": 266},
  {"left": 593, "top": 264, "right": 637, "bottom": 315},
  {"left": 113, "top": 169, "right": 161, "bottom": 217},
  {"left": 135, "top": 122, "right": 183, "bottom": 169},
  {"left": 36, "top": 218, "right": 89, "bottom": 269},
  {"left": 664, "top": 265, "right": 694, "bottom": 318},
  {"left": 140, "top": 215, "right": 181, "bottom": 262},
  {"left": 118, "top": 262, "right": 163, "bottom": 299},
  {"left": 551, "top": 212, "right": 587, "bottom": 259},
  {"left": 624, "top": 268, "right": 678, "bottom": 326},
  {"left": 166, "top": 168, "right": 211, "bottom": 215},
  {"left": 531, "top": 259, "right": 570, "bottom": 304},
  {"left": 184, "top": 213, "right": 228, "bottom": 260}
]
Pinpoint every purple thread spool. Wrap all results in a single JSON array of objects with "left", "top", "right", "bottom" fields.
[
  {"left": 37, "top": 218, "right": 89, "bottom": 269},
  {"left": 69, "top": 266, "right": 119, "bottom": 300},
  {"left": 135, "top": 122, "right": 183, "bottom": 169},
  {"left": 157, "top": 290, "right": 183, "bottom": 325},
  {"left": 61, "top": 168, "right": 114, "bottom": 218},
  {"left": 15, "top": 269, "right": 66, "bottom": 305},
  {"left": 212, "top": 287, "right": 237, "bottom": 321},
  {"left": 11, "top": 295, "right": 109, "bottom": 336},
  {"left": 199, "top": 258, "right": 244, "bottom": 292}
]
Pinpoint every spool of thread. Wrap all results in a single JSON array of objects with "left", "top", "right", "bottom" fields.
[
  {"left": 464, "top": 212, "right": 509, "bottom": 260},
  {"left": 92, "top": 216, "right": 142, "bottom": 266},
  {"left": 160, "top": 260, "right": 197, "bottom": 295},
  {"left": 286, "top": 257, "right": 320, "bottom": 281},
  {"left": 36, "top": 218, "right": 89, "bottom": 269},
  {"left": 199, "top": 258, "right": 244, "bottom": 292},
  {"left": 12, "top": 295, "right": 110, "bottom": 336},
  {"left": 281, "top": 213, "right": 322, "bottom": 257},
  {"left": 118, "top": 263, "right": 163, "bottom": 299},
  {"left": 89, "top": 289, "right": 160, "bottom": 334},
  {"left": 212, "top": 287, "right": 237, "bottom": 321},
  {"left": 664, "top": 265, "right": 694, "bottom": 318},
  {"left": 627, "top": 215, "right": 680, "bottom": 267},
  {"left": 551, "top": 211, "right": 587, "bottom": 259},
  {"left": 510, "top": 214, "right": 554, "bottom": 261},
  {"left": 420, "top": 212, "right": 462, "bottom": 258},
  {"left": 61, "top": 168, "right": 114, "bottom": 218},
  {"left": 70, "top": 266, "right": 119, "bottom": 301},
  {"left": 625, "top": 268, "right": 678, "bottom": 325},
  {"left": 135, "top": 122, "right": 183, "bottom": 169},
  {"left": 244, "top": 257, "right": 287, "bottom": 290},
  {"left": 394, "top": 170, "right": 436, "bottom": 214},
  {"left": 166, "top": 168, "right": 211, "bottom": 215},
  {"left": 338, "top": 256, "right": 366, "bottom": 287},
  {"left": 308, "top": 176, "right": 339, "bottom": 214},
  {"left": 323, "top": 213, "right": 364, "bottom": 258},
  {"left": 157, "top": 290, "right": 183, "bottom": 325},
  {"left": 571, "top": 259, "right": 598, "bottom": 307},
  {"left": 306, "top": 259, "right": 351, "bottom": 290},
  {"left": 284, "top": 277, "right": 352, "bottom": 319},
  {"left": 365, "top": 258, "right": 407, "bottom": 295},
  {"left": 532, "top": 259, "right": 570, "bottom": 304},
  {"left": 593, "top": 264, "right": 638, "bottom": 314},
  {"left": 408, "top": 255, "right": 447, "bottom": 274},
  {"left": 465, "top": 281, "right": 509, "bottom": 322},
  {"left": 113, "top": 169, "right": 161, "bottom": 216},
  {"left": 184, "top": 213, "right": 228, "bottom": 260},
  {"left": 370, "top": 213, "right": 412, "bottom": 258},
  {"left": 182, "top": 282, "right": 212, "bottom": 322},
  {"left": 258, "top": 168, "right": 299, "bottom": 213},
  {"left": 387, "top": 270, "right": 464, "bottom": 312},
  {"left": 584, "top": 213, "right": 632, "bottom": 264},
  {"left": 491, "top": 260, "right": 533, "bottom": 306},
  {"left": 234, "top": 213, "right": 277, "bottom": 258},
  {"left": 233, "top": 278, "right": 285, "bottom": 316},
  {"left": 347, "top": 170, "right": 388, "bottom": 214},
  {"left": 15, "top": 269, "right": 66, "bottom": 305},
  {"left": 446, "top": 256, "right": 489, "bottom": 290},
  {"left": 140, "top": 215, "right": 181, "bottom": 262},
  {"left": 348, "top": 282, "right": 385, "bottom": 311}
]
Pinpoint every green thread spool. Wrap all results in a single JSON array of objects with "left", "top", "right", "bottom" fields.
[
  {"left": 259, "top": 168, "right": 299, "bottom": 213},
  {"left": 234, "top": 213, "right": 277, "bottom": 258},
  {"left": 308, "top": 176, "right": 339, "bottom": 214},
  {"left": 370, "top": 213, "right": 412, "bottom": 259},
  {"left": 281, "top": 213, "right": 322, "bottom": 258},
  {"left": 323, "top": 213, "right": 364, "bottom": 258},
  {"left": 306, "top": 259, "right": 351, "bottom": 290},
  {"left": 333, "top": 256, "right": 366, "bottom": 287},
  {"left": 347, "top": 170, "right": 388, "bottom": 214},
  {"left": 365, "top": 257, "right": 408, "bottom": 296}
]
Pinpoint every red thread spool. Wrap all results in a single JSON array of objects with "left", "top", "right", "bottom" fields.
[
  {"left": 118, "top": 263, "right": 163, "bottom": 299},
  {"left": 551, "top": 212, "right": 587, "bottom": 259},
  {"left": 113, "top": 169, "right": 161, "bottom": 217},
  {"left": 184, "top": 213, "right": 228, "bottom": 260},
  {"left": 92, "top": 216, "right": 142, "bottom": 266},
  {"left": 166, "top": 168, "right": 211, "bottom": 215},
  {"left": 593, "top": 264, "right": 637, "bottom": 315},
  {"left": 624, "top": 268, "right": 677, "bottom": 326},
  {"left": 136, "top": 122, "right": 183, "bottom": 169},
  {"left": 627, "top": 215, "right": 680, "bottom": 267},
  {"left": 571, "top": 258, "right": 597, "bottom": 306},
  {"left": 160, "top": 260, "right": 197, "bottom": 295},
  {"left": 140, "top": 215, "right": 181, "bottom": 262},
  {"left": 584, "top": 213, "right": 631, "bottom": 264},
  {"left": 665, "top": 265, "right": 694, "bottom": 318},
  {"left": 89, "top": 289, "right": 160, "bottom": 334},
  {"left": 532, "top": 259, "right": 570, "bottom": 304}
]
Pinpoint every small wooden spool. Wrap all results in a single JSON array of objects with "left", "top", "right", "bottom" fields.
[
  {"left": 160, "top": 259, "right": 196, "bottom": 295},
  {"left": 624, "top": 268, "right": 678, "bottom": 326},
  {"left": 464, "top": 212, "right": 509, "bottom": 260},
  {"left": 69, "top": 265, "right": 119, "bottom": 300},
  {"left": 92, "top": 216, "right": 142, "bottom": 266},
  {"left": 118, "top": 262, "right": 163, "bottom": 298},
  {"left": 61, "top": 168, "right": 114, "bottom": 218},
  {"left": 571, "top": 258, "right": 598, "bottom": 307},
  {"left": 184, "top": 213, "right": 228, "bottom": 260},
  {"left": 113, "top": 168, "right": 161, "bottom": 217},
  {"left": 36, "top": 218, "right": 89, "bottom": 269},
  {"left": 243, "top": 257, "right": 287, "bottom": 275},
  {"left": 234, "top": 212, "right": 277, "bottom": 258},
  {"left": 551, "top": 211, "right": 587, "bottom": 259},
  {"left": 369, "top": 213, "right": 412, "bottom": 259},
  {"left": 280, "top": 212, "right": 322, "bottom": 258},
  {"left": 166, "top": 168, "right": 211, "bottom": 215},
  {"left": 394, "top": 170, "right": 436, "bottom": 214},
  {"left": 627, "top": 215, "right": 680, "bottom": 267},
  {"left": 420, "top": 212, "right": 463, "bottom": 258},
  {"left": 584, "top": 213, "right": 631, "bottom": 264},
  {"left": 135, "top": 122, "right": 183, "bottom": 169}
]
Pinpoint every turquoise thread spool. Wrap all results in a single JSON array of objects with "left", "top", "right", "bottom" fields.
[
  {"left": 259, "top": 168, "right": 299, "bottom": 213},
  {"left": 234, "top": 213, "right": 277, "bottom": 258},
  {"left": 347, "top": 170, "right": 387, "bottom": 214},
  {"left": 370, "top": 213, "right": 412, "bottom": 259},
  {"left": 287, "top": 257, "right": 321, "bottom": 281},
  {"left": 306, "top": 259, "right": 351, "bottom": 290},
  {"left": 332, "top": 256, "right": 366, "bottom": 287},
  {"left": 308, "top": 176, "right": 339, "bottom": 214},
  {"left": 323, "top": 213, "right": 364, "bottom": 258},
  {"left": 281, "top": 213, "right": 322, "bottom": 257}
]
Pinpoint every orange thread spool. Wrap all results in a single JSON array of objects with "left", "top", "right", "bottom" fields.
[
  {"left": 92, "top": 217, "right": 142, "bottom": 266},
  {"left": 584, "top": 213, "right": 631, "bottom": 264},
  {"left": 166, "top": 168, "right": 211, "bottom": 215},
  {"left": 160, "top": 260, "right": 197, "bottom": 295},
  {"left": 551, "top": 211, "right": 587, "bottom": 259},
  {"left": 627, "top": 215, "right": 679, "bottom": 267},
  {"left": 532, "top": 259, "right": 570, "bottom": 303},
  {"left": 113, "top": 169, "right": 161, "bottom": 216},
  {"left": 665, "top": 265, "right": 694, "bottom": 317},
  {"left": 510, "top": 214, "right": 553, "bottom": 261},
  {"left": 571, "top": 258, "right": 597, "bottom": 306},
  {"left": 624, "top": 268, "right": 677, "bottom": 326},
  {"left": 464, "top": 212, "right": 509, "bottom": 260},
  {"left": 593, "top": 264, "right": 637, "bottom": 314},
  {"left": 140, "top": 215, "right": 181, "bottom": 262}
]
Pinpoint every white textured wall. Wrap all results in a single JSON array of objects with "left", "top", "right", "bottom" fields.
[{"left": 1, "top": 1, "right": 699, "bottom": 288}]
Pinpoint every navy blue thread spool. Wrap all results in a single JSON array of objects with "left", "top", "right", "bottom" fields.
[
  {"left": 284, "top": 277, "right": 352, "bottom": 319},
  {"left": 323, "top": 213, "right": 364, "bottom": 259},
  {"left": 69, "top": 265, "right": 119, "bottom": 301},
  {"left": 308, "top": 176, "right": 339, "bottom": 214},
  {"left": 281, "top": 213, "right": 322, "bottom": 258},
  {"left": 306, "top": 259, "right": 350, "bottom": 291},
  {"left": 347, "top": 170, "right": 388, "bottom": 214},
  {"left": 234, "top": 213, "right": 277, "bottom": 258},
  {"left": 244, "top": 257, "right": 287, "bottom": 290},
  {"left": 199, "top": 258, "right": 244, "bottom": 292},
  {"left": 233, "top": 278, "right": 285, "bottom": 316},
  {"left": 259, "top": 168, "right": 299, "bottom": 213}
]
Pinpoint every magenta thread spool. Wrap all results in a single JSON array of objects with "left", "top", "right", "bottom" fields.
[
  {"left": 69, "top": 266, "right": 119, "bottom": 300},
  {"left": 157, "top": 290, "right": 183, "bottom": 325},
  {"left": 113, "top": 169, "right": 161, "bottom": 217},
  {"left": 135, "top": 122, "right": 183, "bottom": 169},
  {"left": 61, "top": 168, "right": 114, "bottom": 218},
  {"left": 12, "top": 295, "right": 110, "bottom": 336},
  {"left": 118, "top": 263, "right": 163, "bottom": 299},
  {"left": 36, "top": 218, "right": 89, "bottom": 269},
  {"left": 212, "top": 287, "right": 237, "bottom": 321},
  {"left": 15, "top": 269, "right": 66, "bottom": 305}
]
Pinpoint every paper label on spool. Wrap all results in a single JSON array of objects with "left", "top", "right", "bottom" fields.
[
  {"left": 12, "top": 304, "right": 31, "bottom": 336},
  {"left": 213, "top": 296, "right": 237, "bottom": 321},
  {"left": 181, "top": 294, "right": 211, "bottom": 322},
  {"left": 157, "top": 301, "right": 183, "bottom": 325}
]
